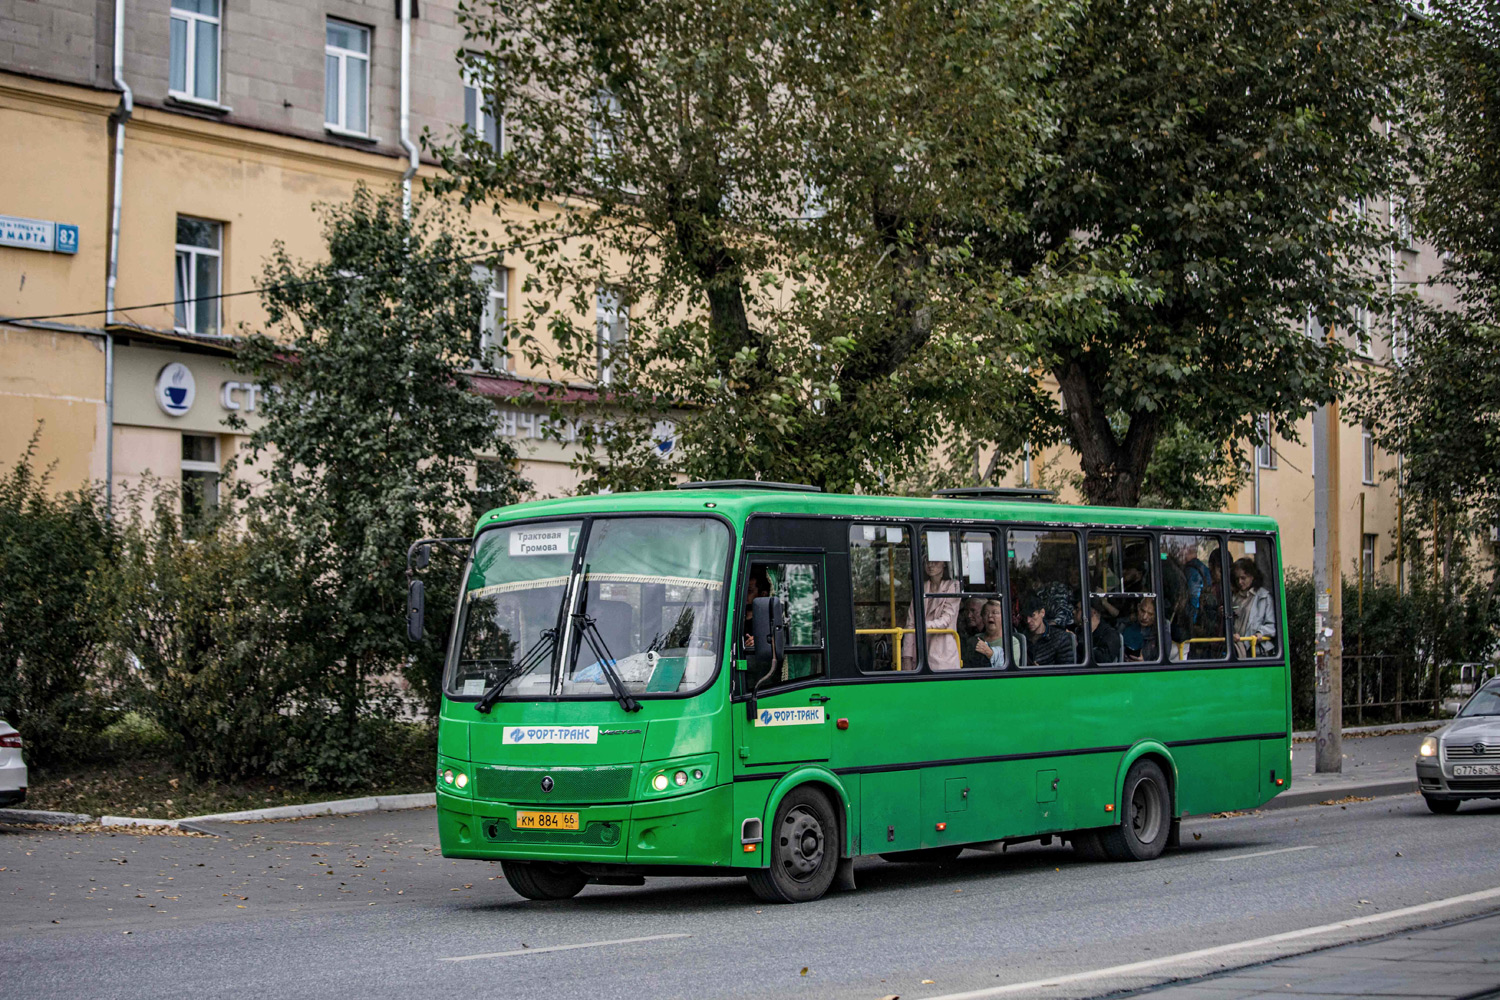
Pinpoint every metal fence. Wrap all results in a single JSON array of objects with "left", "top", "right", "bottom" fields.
[{"left": 1341, "top": 655, "right": 1493, "bottom": 725}]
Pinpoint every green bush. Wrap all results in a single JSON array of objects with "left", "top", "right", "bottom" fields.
[
  {"left": 0, "top": 428, "right": 118, "bottom": 764},
  {"left": 1286, "top": 570, "right": 1499, "bottom": 730}
]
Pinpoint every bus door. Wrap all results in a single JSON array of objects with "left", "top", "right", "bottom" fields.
[{"left": 734, "top": 554, "right": 832, "bottom": 767}]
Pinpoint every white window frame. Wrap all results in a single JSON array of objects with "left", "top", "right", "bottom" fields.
[
  {"left": 169, "top": 0, "right": 221, "bottom": 105},
  {"left": 596, "top": 285, "right": 628, "bottom": 385},
  {"left": 1254, "top": 414, "right": 1276, "bottom": 470},
  {"left": 175, "top": 217, "right": 222, "bottom": 336},
  {"left": 463, "top": 72, "right": 503, "bottom": 151},
  {"left": 1361, "top": 424, "right": 1376, "bottom": 485},
  {"left": 180, "top": 433, "right": 221, "bottom": 532},
  {"left": 473, "top": 264, "right": 512, "bottom": 371},
  {"left": 592, "top": 88, "right": 622, "bottom": 164},
  {"left": 325, "top": 19, "right": 371, "bottom": 136},
  {"left": 1362, "top": 533, "right": 1377, "bottom": 588}
]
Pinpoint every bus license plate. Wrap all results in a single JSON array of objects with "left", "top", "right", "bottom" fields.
[
  {"left": 1453, "top": 764, "right": 1500, "bottom": 777},
  {"left": 515, "top": 810, "right": 580, "bottom": 831}
]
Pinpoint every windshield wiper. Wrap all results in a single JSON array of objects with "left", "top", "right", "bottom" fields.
[
  {"left": 572, "top": 613, "right": 642, "bottom": 713},
  {"left": 474, "top": 629, "right": 556, "bottom": 714}
]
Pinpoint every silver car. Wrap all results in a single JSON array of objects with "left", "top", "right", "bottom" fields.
[
  {"left": 1416, "top": 677, "right": 1500, "bottom": 813},
  {"left": 0, "top": 720, "right": 25, "bottom": 807}
]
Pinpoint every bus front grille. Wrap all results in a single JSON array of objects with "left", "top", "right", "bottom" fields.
[
  {"left": 480, "top": 817, "right": 621, "bottom": 847},
  {"left": 474, "top": 764, "right": 635, "bottom": 803}
]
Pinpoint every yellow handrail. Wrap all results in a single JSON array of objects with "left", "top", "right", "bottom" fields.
[{"left": 854, "top": 626, "right": 960, "bottom": 671}]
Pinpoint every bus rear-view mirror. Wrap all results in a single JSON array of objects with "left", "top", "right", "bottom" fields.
[{"left": 407, "top": 579, "right": 425, "bottom": 643}]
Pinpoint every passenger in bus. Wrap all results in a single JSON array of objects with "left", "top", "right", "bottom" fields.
[
  {"left": 973, "top": 599, "right": 1020, "bottom": 668},
  {"left": 959, "top": 597, "right": 989, "bottom": 669},
  {"left": 1122, "top": 596, "right": 1160, "bottom": 662},
  {"left": 904, "top": 560, "right": 961, "bottom": 670},
  {"left": 1021, "top": 593, "right": 1074, "bottom": 666},
  {"left": 741, "top": 568, "right": 770, "bottom": 651},
  {"left": 1231, "top": 557, "right": 1277, "bottom": 657},
  {"left": 1090, "top": 599, "right": 1123, "bottom": 663}
]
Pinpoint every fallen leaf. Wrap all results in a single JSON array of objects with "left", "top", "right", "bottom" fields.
[
  {"left": 1192, "top": 832, "right": 1202, "bottom": 841},
  {"left": 800, "top": 967, "right": 809, "bottom": 976},
  {"left": 922, "top": 980, "right": 935, "bottom": 985}
]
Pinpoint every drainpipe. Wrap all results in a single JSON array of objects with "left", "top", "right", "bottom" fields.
[
  {"left": 105, "top": 0, "right": 134, "bottom": 516},
  {"left": 399, "top": 0, "right": 418, "bottom": 219}
]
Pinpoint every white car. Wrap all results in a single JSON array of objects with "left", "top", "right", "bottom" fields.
[{"left": 0, "top": 721, "right": 26, "bottom": 807}]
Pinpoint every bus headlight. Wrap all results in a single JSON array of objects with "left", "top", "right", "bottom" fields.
[
  {"left": 443, "top": 769, "right": 454, "bottom": 784},
  {"left": 455, "top": 772, "right": 469, "bottom": 789},
  {"left": 674, "top": 771, "right": 689, "bottom": 787},
  {"left": 642, "top": 755, "right": 718, "bottom": 798},
  {"left": 1420, "top": 736, "right": 1438, "bottom": 758},
  {"left": 652, "top": 774, "right": 670, "bottom": 791}
]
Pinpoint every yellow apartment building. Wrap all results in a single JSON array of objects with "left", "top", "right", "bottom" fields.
[{"left": 0, "top": 0, "right": 1431, "bottom": 584}]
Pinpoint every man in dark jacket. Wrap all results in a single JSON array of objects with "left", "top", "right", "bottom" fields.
[{"left": 1022, "top": 593, "right": 1075, "bottom": 666}]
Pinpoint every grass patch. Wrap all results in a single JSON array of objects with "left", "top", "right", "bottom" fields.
[{"left": 24, "top": 716, "right": 437, "bottom": 820}]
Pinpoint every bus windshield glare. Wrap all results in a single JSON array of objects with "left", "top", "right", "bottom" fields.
[{"left": 446, "top": 516, "right": 731, "bottom": 701}]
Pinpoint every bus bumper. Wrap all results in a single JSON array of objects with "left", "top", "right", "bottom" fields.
[{"left": 438, "top": 783, "right": 733, "bottom": 867}]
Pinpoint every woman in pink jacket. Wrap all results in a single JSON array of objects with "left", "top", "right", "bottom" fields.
[{"left": 902, "top": 560, "right": 961, "bottom": 671}]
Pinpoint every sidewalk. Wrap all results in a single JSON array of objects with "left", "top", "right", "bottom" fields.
[
  {"left": 1135, "top": 910, "right": 1500, "bottom": 998},
  {"left": 1268, "top": 728, "right": 1434, "bottom": 810}
]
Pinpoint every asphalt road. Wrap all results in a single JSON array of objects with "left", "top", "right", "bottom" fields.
[{"left": 2, "top": 764, "right": 1497, "bottom": 1000}]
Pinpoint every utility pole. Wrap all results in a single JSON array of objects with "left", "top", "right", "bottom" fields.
[{"left": 1313, "top": 395, "right": 1343, "bottom": 773}]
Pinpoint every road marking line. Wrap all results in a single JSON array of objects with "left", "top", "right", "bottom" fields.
[
  {"left": 1210, "top": 845, "right": 1320, "bottom": 862},
  {"left": 920, "top": 885, "right": 1500, "bottom": 1000},
  {"left": 442, "top": 933, "right": 691, "bottom": 963}
]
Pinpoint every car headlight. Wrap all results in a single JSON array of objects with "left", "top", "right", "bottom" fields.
[{"left": 1419, "top": 736, "right": 1437, "bottom": 758}]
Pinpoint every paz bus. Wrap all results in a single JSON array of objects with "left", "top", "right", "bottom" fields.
[{"left": 409, "top": 481, "right": 1291, "bottom": 903}]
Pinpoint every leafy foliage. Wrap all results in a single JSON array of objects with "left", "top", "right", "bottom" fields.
[
  {"left": 993, "top": 0, "right": 1420, "bottom": 506},
  {"left": 232, "top": 185, "right": 528, "bottom": 780},
  {"left": 434, "top": 0, "right": 1086, "bottom": 492},
  {"left": 0, "top": 426, "right": 117, "bottom": 764}
]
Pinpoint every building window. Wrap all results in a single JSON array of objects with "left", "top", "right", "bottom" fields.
[
  {"left": 596, "top": 285, "right": 628, "bottom": 384},
  {"left": 175, "top": 216, "right": 222, "bottom": 335},
  {"left": 473, "top": 264, "right": 512, "bottom": 370},
  {"left": 1362, "top": 424, "right": 1376, "bottom": 484},
  {"left": 463, "top": 74, "right": 502, "bottom": 150},
  {"left": 1362, "top": 533, "right": 1377, "bottom": 589},
  {"left": 169, "top": 0, "right": 220, "bottom": 104},
  {"left": 181, "top": 433, "right": 220, "bottom": 534},
  {"left": 1254, "top": 414, "right": 1276, "bottom": 470},
  {"left": 592, "top": 87, "right": 622, "bottom": 163},
  {"left": 325, "top": 19, "right": 370, "bottom": 135}
]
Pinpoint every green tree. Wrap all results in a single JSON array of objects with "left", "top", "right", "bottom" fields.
[
  {"left": 233, "top": 185, "right": 528, "bottom": 775},
  {"left": 988, "top": 0, "right": 1421, "bottom": 506},
  {"left": 435, "top": 0, "right": 1086, "bottom": 492},
  {"left": 0, "top": 426, "right": 117, "bottom": 764}
]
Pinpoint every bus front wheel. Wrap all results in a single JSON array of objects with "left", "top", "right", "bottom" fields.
[
  {"left": 1101, "top": 759, "right": 1171, "bottom": 862},
  {"left": 501, "top": 860, "right": 588, "bottom": 900},
  {"left": 747, "top": 786, "right": 839, "bottom": 903}
]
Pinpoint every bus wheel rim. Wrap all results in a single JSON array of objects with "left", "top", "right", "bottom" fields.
[
  {"left": 1131, "top": 777, "right": 1162, "bottom": 843},
  {"left": 781, "top": 806, "right": 824, "bottom": 881}
]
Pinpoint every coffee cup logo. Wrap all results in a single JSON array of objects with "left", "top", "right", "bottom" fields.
[{"left": 154, "top": 363, "right": 197, "bottom": 417}]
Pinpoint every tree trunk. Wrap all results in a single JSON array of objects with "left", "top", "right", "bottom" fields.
[{"left": 1054, "top": 358, "right": 1160, "bottom": 507}]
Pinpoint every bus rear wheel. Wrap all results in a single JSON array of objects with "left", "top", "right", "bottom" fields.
[
  {"left": 1101, "top": 759, "right": 1171, "bottom": 862},
  {"left": 501, "top": 860, "right": 588, "bottom": 900},
  {"left": 747, "top": 786, "right": 839, "bottom": 903}
]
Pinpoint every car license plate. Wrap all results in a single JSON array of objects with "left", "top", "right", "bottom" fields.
[
  {"left": 1453, "top": 764, "right": 1500, "bottom": 777},
  {"left": 515, "top": 810, "right": 580, "bottom": 831}
]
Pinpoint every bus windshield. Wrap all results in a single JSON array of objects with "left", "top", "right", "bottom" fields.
[{"left": 446, "top": 516, "right": 731, "bottom": 702}]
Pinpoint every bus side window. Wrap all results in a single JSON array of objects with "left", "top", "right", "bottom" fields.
[
  {"left": 921, "top": 527, "right": 1004, "bottom": 670},
  {"left": 1162, "top": 533, "right": 1229, "bottom": 662},
  {"left": 1007, "top": 529, "right": 1082, "bottom": 668},
  {"left": 1226, "top": 537, "right": 1279, "bottom": 659},
  {"left": 743, "top": 560, "right": 826, "bottom": 684},
  {"left": 1087, "top": 532, "right": 1155, "bottom": 665},
  {"left": 849, "top": 524, "right": 916, "bottom": 672}
]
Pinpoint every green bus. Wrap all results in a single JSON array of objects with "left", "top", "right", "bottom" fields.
[{"left": 414, "top": 482, "right": 1291, "bottom": 903}]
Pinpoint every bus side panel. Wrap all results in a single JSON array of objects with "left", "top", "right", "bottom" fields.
[
  {"left": 1173, "top": 741, "right": 1260, "bottom": 816},
  {"left": 860, "top": 770, "right": 921, "bottom": 854}
]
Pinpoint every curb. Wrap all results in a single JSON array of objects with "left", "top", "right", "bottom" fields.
[
  {"left": 0, "top": 792, "right": 435, "bottom": 834},
  {"left": 182, "top": 792, "right": 435, "bottom": 826},
  {"left": 0, "top": 808, "right": 94, "bottom": 826},
  {"left": 1263, "top": 778, "right": 1418, "bottom": 810},
  {"left": 1291, "top": 721, "right": 1445, "bottom": 741}
]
